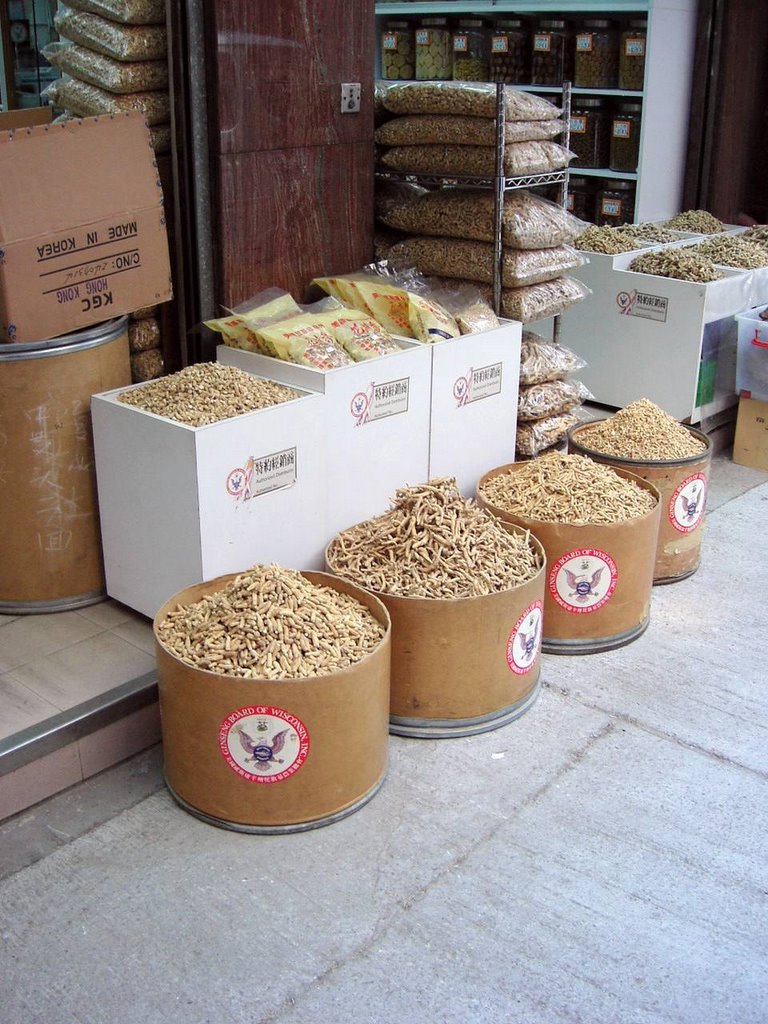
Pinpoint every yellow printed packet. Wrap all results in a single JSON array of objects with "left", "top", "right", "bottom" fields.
[
  {"left": 259, "top": 314, "right": 353, "bottom": 370},
  {"left": 408, "top": 293, "right": 461, "bottom": 343},
  {"left": 205, "top": 290, "right": 302, "bottom": 356}
]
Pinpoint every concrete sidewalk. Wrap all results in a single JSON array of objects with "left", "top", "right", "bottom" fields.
[{"left": 1, "top": 456, "right": 767, "bottom": 1024}]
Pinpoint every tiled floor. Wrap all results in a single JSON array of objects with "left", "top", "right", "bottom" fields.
[{"left": 0, "top": 600, "right": 155, "bottom": 742}]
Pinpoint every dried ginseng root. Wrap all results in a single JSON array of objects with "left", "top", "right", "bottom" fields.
[
  {"left": 574, "top": 399, "right": 706, "bottom": 461},
  {"left": 156, "top": 565, "right": 385, "bottom": 679},
  {"left": 479, "top": 451, "right": 656, "bottom": 525},
  {"left": 327, "top": 478, "right": 542, "bottom": 600}
]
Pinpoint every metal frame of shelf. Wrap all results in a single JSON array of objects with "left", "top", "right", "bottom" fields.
[{"left": 375, "top": 81, "right": 572, "bottom": 337}]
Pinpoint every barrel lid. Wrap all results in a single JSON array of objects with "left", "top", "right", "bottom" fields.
[{"left": 0, "top": 314, "right": 129, "bottom": 357}]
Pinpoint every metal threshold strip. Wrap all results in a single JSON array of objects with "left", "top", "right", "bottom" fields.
[{"left": 0, "top": 672, "right": 158, "bottom": 778}]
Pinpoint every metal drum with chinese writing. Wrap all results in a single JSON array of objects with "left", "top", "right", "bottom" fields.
[
  {"left": 567, "top": 422, "right": 712, "bottom": 584},
  {"left": 0, "top": 316, "right": 130, "bottom": 612},
  {"left": 155, "top": 571, "right": 391, "bottom": 834}
]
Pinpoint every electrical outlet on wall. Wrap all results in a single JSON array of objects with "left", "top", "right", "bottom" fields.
[{"left": 341, "top": 83, "right": 361, "bottom": 114}]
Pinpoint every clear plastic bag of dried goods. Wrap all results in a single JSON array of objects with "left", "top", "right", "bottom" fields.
[
  {"left": 382, "top": 81, "right": 562, "bottom": 121},
  {"left": 515, "top": 411, "right": 582, "bottom": 458},
  {"left": 519, "top": 331, "right": 588, "bottom": 385},
  {"left": 387, "top": 236, "right": 584, "bottom": 288},
  {"left": 501, "top": 277, "right": 591, "bottom": 324},
  {"left": 517, "top": 379, "right": 592, "bottom": 421},
  {"left": 380, "top": 141, "right": 573, "bottom": 178},
  {"left": 54, "top": 4, "right": 167, "bottom": 61},
  {"left": 374, "top": 179, "right": 429, "bottom": 221},
  {"left": 421, "top": 281, "right": 499, "bottom": 335},
  {"left": 374, "top": 114, "right": 563, "bottom": 147},
  {"left": 128, "top": 317, "right": 160, "bottom": 353},
  {"left": 43, "top": 42, "right": 168, "bottom": 94},
  {"left": 42, "top": 78, "right": 169, "bottom": 124},
  {"left": 377, "top": 187, "right": 586, "bottom": 250},
  {"left": 64, "top": 0, "right": 166, "bottom": 24}
]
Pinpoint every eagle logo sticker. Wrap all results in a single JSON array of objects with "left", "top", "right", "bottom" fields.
[
  {"left": 669, "top": 473, "right": 707, "bottom": 533},
  {"left": 219, "top": 705, "right": 310, "bottom": 784},
  {"left": 506, "top": 601, "right": 543, "bottom": 675},
  {"left": 549, "top": 548, "right": 617, "bottom": 614}
]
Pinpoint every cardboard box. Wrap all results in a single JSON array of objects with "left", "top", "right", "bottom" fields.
[
  {"left": 217, "top": 343, "right": 432, "bottom": 537},
  {"left": 91, "top": 383, "right": 327, "bottom": 618},
  {"left": 423, "top": 319, "right": 522, "bottom": 496},
  {"left": 0, "top": 112, "right": 172, "bottom": 343},
  {"left": 732, "top": 396, "right": 768, "bottom": 471},
  {"left": 0, "top": 107, "right": 53, "bottom": 131}
]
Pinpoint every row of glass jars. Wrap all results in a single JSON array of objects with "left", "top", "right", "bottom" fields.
[
  {"left": 567, "top": 177, "right": 636, "bottom": 226},
  {"left": 381, "top": 17, "right": 647, "bottom": 89},
  {"left": 569, "top": 97, "right": 642, "bottom": 173}
]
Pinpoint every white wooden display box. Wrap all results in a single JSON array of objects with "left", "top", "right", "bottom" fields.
[
  {"left": 559, "top": 248, "right": 755, "bottom": 422},
  {"left": 91, "top": 383, "right": 327, "bottom": 618},
  {"left": 217, "top": 342, "right": 432, "bottom": 537},
  {"left": 418, "top": 319, "right": 522, "bottom": 497}
]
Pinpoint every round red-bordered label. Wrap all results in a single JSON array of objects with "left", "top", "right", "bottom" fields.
[
  {"left": 218, "top": 705, "right": 310, "bottom": 784},
  {"left": 549, "top": 548, "right": 618, "bottom": 614},
  {"left": 506, "top": 601, "right": 543, "bottom": 675},
  {"left": 669, "top": 473, "right": 707, "bottom": 534}
]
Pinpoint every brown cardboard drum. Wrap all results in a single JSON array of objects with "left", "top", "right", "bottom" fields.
[
  {"left": 478, "top": 464, "right": 660, "bottom": 655},
  {"left": 0, "top": 316, "right": 130, "bottom": 612},
  {"left": 326, "top": 527, "right": 547, "bottom": 739},
  {"left": 567, "top": 422, "right": 712, "bottom": 584},
  {"left": 154, "top": 572, "right": 391, "bottom": 834}
]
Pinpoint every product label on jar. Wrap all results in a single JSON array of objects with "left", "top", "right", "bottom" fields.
[
  {"left": 415, "top": 29, "right": 431, "bottom": 46},
  {"left": 492, "top": 35, "right": 509, "bottom": 53},
  {"left": 616, "top": 289, "right": 669, "bottom": 322},
  {"left": 624, "top": 37, "right": 646, "bottom": 57},
  {"left": 219, "top": 705, "right": 310, "bottom": 784},
  {"left": 576, "top": 33, "right": 594, "bottom": 51},
  {"left": 453, "top": 34, "right": 469, "bottom": 52},
  {"left": 351, "top": 377, "right": 410, "bottom": 425},
  {"left": 533, "top": 33, "right": 552, "bottom": 52},
  {"left": 226, "top": 447, "right": 297, "bottom": 501},
  {"left": 601, "top": 197, "right": 623, "bottom": 218},
  {"left": 570, "top": 115, "right": 587, "bottom": 134},
  {"left": 612, "top": 119, "right": 632, "bottom": 139},
  {"left": 453, "top": 363, "right": 503, "bottom": 407},
  {"left": 382, "top": 32, "right": 398, "bottom": 51},
  {"left": 506, "top": 601, "right": 543, "bottom": 674},
  {"left": 549, "top": 548, "right": 618, "bottom": 614},
  {"left": 669, "top": 473, "right": 707, "bottom": 533}
]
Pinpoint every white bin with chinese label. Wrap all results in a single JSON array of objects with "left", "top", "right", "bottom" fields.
[
  {"left": 91, "top": 382, "right": 327, "bottom": 618},
  {"left": 558, "top": 246, "right": 751, "bottom": 421},
  {"left": 423, "top": 319, "right": 522, "bottom": 496},
  {"left": 217, "top": 343, "right": 432, "bottom": 538}
]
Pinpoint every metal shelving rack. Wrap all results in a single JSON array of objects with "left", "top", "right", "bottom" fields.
[{"left": 375, "top": 81, "right": 572, "bottom": 337}]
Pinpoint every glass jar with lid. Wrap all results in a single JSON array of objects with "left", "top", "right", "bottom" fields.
[
  {"left": 569, "top": 97, "right": 610, "bottom": 169},
  {"left": 619, "top": 19, "right": 647, "bottom": 90},
  {"left": 490, "top": 19, "right": 529, "bottom": 84},
  {"left": 609, "top": 101, "right": 642, "bottom": 172},
  {"left": 381, "top": 21, "right": 415, "bottom": 81},
  {"left": 574, "top": 19, "right": 619, "bottom": 89},
  {"left": 531, "top": 19, "right": 573, "bottom": 87},
  {"left": 415, "top": 17, "right": 452, "bottom": 81},
  {"left": 595, "top": 180, "right": 636, "bottom": 225},
  {"left": 567, "top": 176, "right": 595, "bottom": 223},
  {"left": 452, "top": 19, "right": 491, "bottom": 81}
]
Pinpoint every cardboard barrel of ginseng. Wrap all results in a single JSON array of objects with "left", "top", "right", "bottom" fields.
[{"left": 154, "top": 571, "right": 391, "bottom": 834}]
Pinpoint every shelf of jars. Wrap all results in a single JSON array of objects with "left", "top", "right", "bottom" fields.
[{"left": 377, "top": 10, "right": 647, "bottom": 222}]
